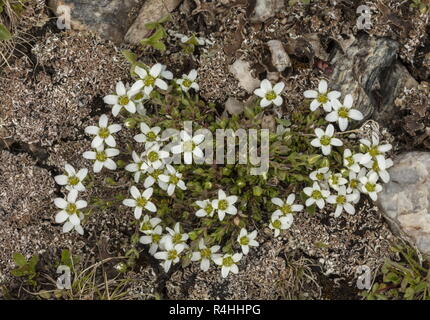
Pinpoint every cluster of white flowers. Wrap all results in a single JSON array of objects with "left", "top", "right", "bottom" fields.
[
  {"left": 269, "top": 194, "right": 303, "bottom": 237},
  {"left": 69, "top": 63, "right": 255, "bottom": 278},
  {"left": 302, "top": 80, "right": 393, "bottom": 217},
  {"left": 53, "top": 165, "right": 88, "bottom": 235}
]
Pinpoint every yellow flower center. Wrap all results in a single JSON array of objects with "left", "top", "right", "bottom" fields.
[
  {"left": 281, "top": 204, "right": 291, "bottom": 215},
  {"left": 136, "top": 197, "right": 147, "bottom": 208},
  {"left": 350, "top": 179, "right": 358, "bottom": 189},
  {"left": 239, "top": 236, "right": 249, "bottom": 246},
  {"left": 147, "top": 131, "right": 157, "bottom": 141},
  {"left": 336, "top": 195, "right": 346, "bottom": 204},
  {"left": 148, "top": 151, "right": 159, "bottom": 162},
  {"left": 169, "top": 175, "right": 179, "bottom": 185},
  {"left": 330, "top": 175, "right": 339, "bottom": 185},
  {"left": 119, "top": 95, "right": 129, "bottom": 106},
  {"left": 369, "top": 147, "right": 379, "bottom": 157},
  {"left": 96, "top": 151, "right": 107, "bottom": 162},
  {"left": 172, "top": 233, "right": 182, "bottom": 244},
  {"left": 98, "top": 127, "right": 110, "bottom": 139},
  {"left": 372, "top": 161, "right": 380, "bottom": 172},
  {"left": 318, "top": 94, "right": 328, "bottom": 104},
  {"left": 152, "top": 234, "right": 161, "bottom": 243},
  {"left": 316, "top": 173, "right": 325, "bottom": 181},
  {"left": 201, "top": 248, "right": 211, "bottom": 259},
  {"left": 183, "top": 79, "right": 192, "bottom": 87},
  {"left": 140, "top": 222, "right": 151, "bottom": 232},
  {"left": 272, "top": 219, "right": 281, "bottom": 229},
  {"left": 365, "top": 183, "right": 376, "bottom": 192},
  {"left": 144, "top": 76, "right": 156, "bottom": 87},
  {"left": 184, "top": 141, "right": 195, "bottom": 152},
  {"left": 167, "top": 250, "right": 178, "bottom": 261},
  {"left": 222, "top": 256, "right": 234, "bottom": 267},
  {"left": 68, "top": 176, "right": 80, "bottom": 186},
  {"left": 320, "top": 136, "right": 331, "bottom": 146},
  {"left": 338, "top": 107, "right": 349, "bottom": 118},
  {"left": 311, "top": 190, "right": 322, "bottom": 199},
  {"left": 218, "top": 200, "right": 228, "bottom": 211},
  {"left": 66, "top": 203, "right": 77, "bottom": 215},
  {"left": 152, "top": 169, "right": 163, "bottom": 179},
  {"left": 265, "top": 91, "right": 277, "bottom": 101}
]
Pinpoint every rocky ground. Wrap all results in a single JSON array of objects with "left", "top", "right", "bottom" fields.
[{"left": 0, "top": 0, "right": 430, "bottom": 300}]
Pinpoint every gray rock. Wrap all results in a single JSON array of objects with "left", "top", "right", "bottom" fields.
[
  {"left": 267, "top": 40, "right": 291, "bottom": 72},
  {"left": 228, "top": 58, "right": 260, "bottom": 94},
  {"left": 125, "top": 0, "right": 182, "bottom": 45},
  {"left": 250, "top": 0, "right": 284, "bottom": 23},
  {"left": 330, "top": 34, "right": 418, "bottom": 122},
  {"left": 48, "top": 0, "right": 144, "bottom": 44},
  {"left": 377, "top": 152, "right": 430, "bottom": 256}
]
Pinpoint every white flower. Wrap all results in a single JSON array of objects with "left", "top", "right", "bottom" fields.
[
  {"left": 171, "top": 131, "right": 205, "bottom": 164},
  {"left": 144, "top": 143, "right": 170, "bottom": 169},
  {"left": 176, "top": 69, "right": 199, "bottom": 92},
  {"left": 143, "top": 166, "right": 166, "bottom": 189},
  {"left": 161, "top": 222, "right": 189, "bottom": 247},
  {"left": 132, "top": 63, "right": 172, "bottom": 96},
  {"left": 125, "top": 151, "right": 149, "bottom": 183},
  {"left": 154, "top": 237, "right": 185, "bottom": 273},
  {"left": 309, "top": 167, "right": 331, "bottom": 183},
  {"left": 347, "top": 168, "right": 367, "bottom": 204},
  {"left": 364, "top": 157, "right": 393, "bottom": 184},
  {"left": 84, "top": 114, "right": 122, "bottom": 148},
  {"left": 237, "top": 228, "right": 259, "bottom": 255},
  {"left": 103, "top": 81, "right": 140, "bottom": 117},
  {"left": 269, "top": 212, "right": 293, "bottom": 237},
  {"left": 343, "top": 149, "right": 362, "bottom": 173},
  {"left": 271, "top": 194, "right": 304, "bottom": 216},
  {"left": 139, "top": 215, "right": 162, "bottom": 235},
  {"left": 178, "top": 34, "right": 206, "bottom": 45},
  {"left": 191, "top": 239, "right": 221, "bottom": 272},
  {"left": 311, "top": 124, "right": 343, "bottom": 156},
  {"left": 304, "top": 79, "right": 341, "bottom": 112},
  {"left": 326, "top": 186, "right": 358, "bottom": 217},
  {"left": 325, "top": 95, "right": 364, "bottom": 131},
  {"left": 140, "top": 225, "right": 163, "bottom": 256},
  {"left": 212, "top": 189, "right": 238, "bottom": 221},
  {"left": 83, "top": 145, "right": 120, "bottom": 173},
  {"left": 359, "top": 136, "right": 392, "bottom": 169},
  {"left": 304, "top": 182, "right": 331, "bottom": 209},
  {"left": 54, "top": 164, "right": 87, "bottom": 192},
  {"left": 134, "top": 123, "right": 162, "bottom": 149},
  {"left": 253, "top": 79, "right": 284, "bottom": 107},
  {"left": 359, "top": 172, "right": 383, "bottom": 201},
  {"left": 213, "top": 253, "right": 242, "bottom": 278},
  {"left": 158, "top": 164, "right": 187, "bottom": 196},
  {"left": 195, "top": 199, "right": 215, "bottom": 218},
  {"left": 328, "top": 173, "right": 348, "bottom": 191},
  {"left": 54, "top": 190, "right": 87, "bottom": 235},
  {"left": 122, "top": 186, "right": 157, "bottom": 219}
]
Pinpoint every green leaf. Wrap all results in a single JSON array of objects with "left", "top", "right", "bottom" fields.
[
  {"left": 151, "top": 41, "right": 166, "bottom": 52},
  {"left": 13, "top": 253, "right": 27, "bottom": 267},
  {"left": 122, "top": 50, "right": 137, "bottom": 65},
  {"left": 0, "top": 23, "right": 12, "bottom": 41}
]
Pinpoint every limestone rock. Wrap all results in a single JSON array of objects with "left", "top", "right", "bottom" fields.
[
  {"left": 47, "top": 0, "right": 143, "bottom": 44},
  {"left": 228, "top": 59, "right": 260, "bottom": 94},
  {"left": 330, "top": 34, "right": 418, "bottom": 122},
  {"left": 377, "top": 152, "right": 430, "bottom": 256},
  {"left": 250, "top": 0, "right": 284, "bottom": 23},
  {"left": 267, "top": 40, "right": 291, "bottom": 72},
  {"left": 125, "top": 0, "right": 182, "bottom": 45}
]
